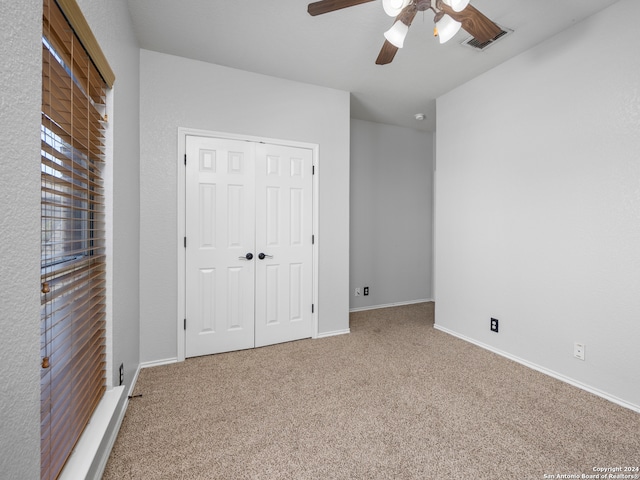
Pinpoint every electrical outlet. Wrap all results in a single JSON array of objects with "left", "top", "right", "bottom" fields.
[
  {"left": 355, "top": 288, "right": 361, "bottom": 296},
  {"left": 363, "top": 286, "right": 369, "bottom": 296},
  {"left": 490, "top": 318, "right": 499, "bottom": 333},
  {"left": 119, "top": 363, "right": 124, "bottom": 386},
  {"left": 574, "top": 343, "right": 585, "bottom": 361}
]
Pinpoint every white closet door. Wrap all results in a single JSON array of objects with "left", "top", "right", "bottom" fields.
[
  {"left": 185, "top": 136, "right": 256, "bottom": 357},
  {"left": 185, "top": 136, "right": 313, "bottom": 357},
  {"left": 254, "top": 143, "right": 313, "bottom": 347}
]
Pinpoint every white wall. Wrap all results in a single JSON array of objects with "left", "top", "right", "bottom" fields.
[
  {"left": 139, "top": 50, "right": 351, "bottom": 363},
  {"left": 435, "top": 0, "right": 640, "bottom": 409},
  {"left": 0, "top": 1, "right": 42, "bottom": 477},
  {"left": 350, "top": 119, "right": 433, "bottom": 310}
]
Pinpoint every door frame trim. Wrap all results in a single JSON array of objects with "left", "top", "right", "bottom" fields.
[{"left": 176, "top": 128, "right": 320, "bottom": 362}]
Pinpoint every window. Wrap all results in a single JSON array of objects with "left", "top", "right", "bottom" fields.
[{"left": 40, "top": 1, "right": 114, "bottom": 478}]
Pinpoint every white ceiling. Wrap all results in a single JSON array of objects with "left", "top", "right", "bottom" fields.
[{"left": 125, "top": 0, "right": 619, "bottom": 132}]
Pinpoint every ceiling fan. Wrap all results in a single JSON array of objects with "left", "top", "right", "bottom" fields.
[{"left": 307, "top": 0, "right": 501, "bottom": 64}]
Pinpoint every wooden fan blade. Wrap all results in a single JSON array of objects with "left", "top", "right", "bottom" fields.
[
  {"left": 376, "top": 40, "right": 399, "bottom": 65},
  {"left": 307, "top": 0, "right": 375, "bottom": 16},
  {"left": 375, "top": 5, "right": 417, "bottom": 65},
  {"left": 440, "top": 4, "right": 501, "bottom": 44}
]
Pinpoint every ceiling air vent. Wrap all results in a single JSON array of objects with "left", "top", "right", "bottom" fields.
[{"left": 462, "top": 26, "right": 512, "bottom": 51}]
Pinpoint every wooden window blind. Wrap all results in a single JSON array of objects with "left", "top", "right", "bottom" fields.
[{"left": 41, "top": 1, "right": 114, "bottom": 478}]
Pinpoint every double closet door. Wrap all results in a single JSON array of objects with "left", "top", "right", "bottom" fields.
[{"left": 185, "top": 136, "right": 313, "bottom": 357}]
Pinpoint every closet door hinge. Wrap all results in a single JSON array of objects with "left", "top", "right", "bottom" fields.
[
  {"left": 184, "top": 318, "right": 187, "bottom": 330},
  {"left": 184, "top": 154, "right": 187, "bottom": 165},
  {"left": 312, "top": 234, "right": 315, "bottom": 244},
  {"left": 184, "top": 237, "right": 187, "bottom": 248},
  {"left": 312, "top": 304, "right": 314, "bottom": 314},
  {"left": 312, "top": 165, "right": 315, "bottom": 175}
]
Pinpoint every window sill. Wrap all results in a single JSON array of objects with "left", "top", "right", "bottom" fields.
[{"left": 58, "top": 385, "right": 126, "bottom": 480}]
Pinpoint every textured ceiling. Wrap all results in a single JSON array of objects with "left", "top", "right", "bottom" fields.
[{"left": 125, "top": 0, "right": 620, "bottom": 132}]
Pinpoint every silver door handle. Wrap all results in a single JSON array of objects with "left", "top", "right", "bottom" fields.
[
  {"left": 258, "top": 253, "right": 273, "bottom": 260},
  {"left": 239, "top": 253, "right": 254, "bottom": 260}
]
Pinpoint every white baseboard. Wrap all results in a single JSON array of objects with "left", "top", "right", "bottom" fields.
[
  {"left": 315, "top": 328, "right": 350, "bottom": 339},
  {"left": 434, "top": 324, "right": 640, "bottom": 414},
  {"left": 128, "top": 363, "right": 141, "bottom": 397},
  {"left": 140, "top": 357, "right": 178, "bottom": 369},
  {"left": 350, "top": 298, "right": 433, "bottom": 313}
]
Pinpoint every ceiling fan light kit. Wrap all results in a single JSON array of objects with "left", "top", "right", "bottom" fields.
[
  {"left": 308, "top": 0, "right": 501, "bottom": 64},
  {"left": 441, "top": 0, "right": 470, "bottom": 13},
  {"left": 384, "top": 20, "right": 410, "bottom": 48},
  {"left": 383, "top": 0, "right": 411, "bottom": 17},
  {"left": 436, "top": 14, "right": 462, "bottom": 44}
]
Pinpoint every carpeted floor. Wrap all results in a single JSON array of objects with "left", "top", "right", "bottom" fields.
[{"left": 103, "top": 302, "right": 639, "bottom": 479}]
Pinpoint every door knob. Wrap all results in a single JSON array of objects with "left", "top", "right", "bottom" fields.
[
  {"left": 258, "top": 253, "right": 273, "bottom": 260},
  {"left": 239, "top": 253, "right": 254, "bottom": 260}
]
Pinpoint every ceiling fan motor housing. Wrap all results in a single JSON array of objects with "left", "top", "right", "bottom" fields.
[{"left": 415, "top": 0, "right": 433, "bottom": 11}]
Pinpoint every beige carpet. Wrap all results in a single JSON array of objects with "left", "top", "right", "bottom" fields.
[{"left": 104, "top": 303, "right": 639, "bottom": 479}]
